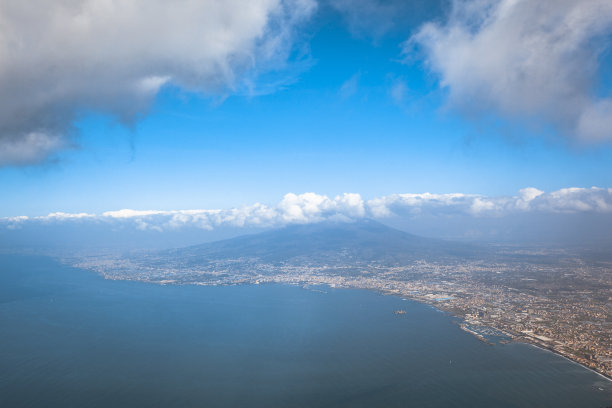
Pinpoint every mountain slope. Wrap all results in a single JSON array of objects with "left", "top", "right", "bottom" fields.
[{"left": 165, "top": 219, "right": 480, "bottom": 266}]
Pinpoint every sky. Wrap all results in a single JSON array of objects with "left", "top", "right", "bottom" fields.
[{"left": 1, "top": 0, "right": 612, "bottom": 245}]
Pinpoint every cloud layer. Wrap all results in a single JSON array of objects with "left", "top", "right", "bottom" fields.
[
  {"left": 0, "top": 0, "right": 315, "bottom": 165},
  {"left": 409, "top": 0, "right": 612, "bottom": 141},
  {"left": 4, "top": 187, "right": 612, "bottom": 231}
]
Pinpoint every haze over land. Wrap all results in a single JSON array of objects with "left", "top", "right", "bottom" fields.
[{"left": 70, "top": 220, "right": 612, "bottom": 379}]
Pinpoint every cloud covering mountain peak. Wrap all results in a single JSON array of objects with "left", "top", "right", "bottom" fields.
[{"left": 4, "top": 187, "right": 612, "bottom": 232}]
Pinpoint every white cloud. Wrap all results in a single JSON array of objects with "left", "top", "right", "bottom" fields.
[
  {"left": 367, "top": 192, "right": 476, "bottom": 217},
  {"left": 42, "top": 192, "right": 365, "bottom": 231},
  {"left": 408, "top": 0, "right": 612, "bottom": 141},
  {"left": 529, "top": 187, "right": 612, "bottom": 213},
  {"left": 44, "top": 212, "right": 96, "bottom": 220},
  {"left": 102, "top": 209, "right": 167, "bottom": 219},
  {"left": 275, "top": 192, "right": 365, "bottom": 223},
  {"left": 0, "top": 0, "right": 316, "bottom": 166},
  {"left": 3, "top": 188, "right": 612, "bottom": 232}
]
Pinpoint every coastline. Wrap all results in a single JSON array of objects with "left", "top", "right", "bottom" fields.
[
  {"left": 415, "top": 299, "right": 612, "bottom": 383},
  {"left": 299, "top": 281, "right": 612, "bottom": 383},
  {"left": 79, "top": 265, "right": 612, "bottom": 385},
  {"left": 370, "top": 286, "right": 612, "bottom": 383},
  {"left": 520, "top": 340, "right": 612, "bottom": 383}
]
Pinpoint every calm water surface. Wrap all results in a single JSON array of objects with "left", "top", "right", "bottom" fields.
[{"left": 1, "top": 255, "right": 611, "bottom": 407}]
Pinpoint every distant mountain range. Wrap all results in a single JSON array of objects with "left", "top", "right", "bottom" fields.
[{"left": 163, "top": 219, "right": 482, "bottom": 266}]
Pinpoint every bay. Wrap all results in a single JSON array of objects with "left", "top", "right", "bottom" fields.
[{"left": 1, "top": 255, "right": 611, "bottom": 407}]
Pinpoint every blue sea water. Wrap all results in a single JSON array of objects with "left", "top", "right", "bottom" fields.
[{"left": 0, "top": 254, "right": 611, "bottom": 407}]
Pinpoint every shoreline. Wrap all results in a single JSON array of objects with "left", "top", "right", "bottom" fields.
[
  {"left": 369, "top": 287, "right": 612, "bottom": 383},
  {"left": 296, "top": 282, "right": 612, "bottom": 383},
  {"left": 520, "top": 340, "right": 612, "bottom": 383},
  {"left": 413, "top": 300, "right": 612, "bottom": 383},
  {"left": 81, "top": 270, "right": 612, "bottom": 384},
  {"left": 416, "top": 301, "right": 612, "bottom": 383}
]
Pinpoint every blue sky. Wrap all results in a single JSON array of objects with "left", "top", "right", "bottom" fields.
[{"left": 1, "top": 0, "right": 612, "bottom": 218}]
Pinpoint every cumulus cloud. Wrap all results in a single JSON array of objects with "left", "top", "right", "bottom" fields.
[
  {"left": 2, "top": 192, "right": 364, "bottom": 231},
  {"left": 527, "top": 187, "right": 612, "bottom": 213},
  {"left": 369, "top": 187, "right": 612, "bottom": 217},
  {"left": 408, "top": 0, "right": 612, "bottom": 141},
  {"left": 3, "top": 188, "right": 612, "bottom": 231},
  {"left": 367, "top": 192, "right": 475, "bottom": 217},
  {"left": 0, "top": 0, "right": 316, "bottom": 166}
]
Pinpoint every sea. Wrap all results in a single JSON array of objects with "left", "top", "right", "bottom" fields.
[{"left": 1, "top": 254, "right": 611, "bottom": 407}]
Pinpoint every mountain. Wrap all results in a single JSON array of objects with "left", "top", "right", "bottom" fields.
[{"left": 163, "top": 219, "right": 481, "bottom": 266}]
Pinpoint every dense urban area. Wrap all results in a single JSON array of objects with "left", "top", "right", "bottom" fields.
[{"left": 72, "top": 244, "right": 612, "bottom": 380}]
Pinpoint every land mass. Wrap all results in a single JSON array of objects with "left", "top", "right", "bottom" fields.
[{"left": 70, "top": 219, "right": 612, "bottom": 379}]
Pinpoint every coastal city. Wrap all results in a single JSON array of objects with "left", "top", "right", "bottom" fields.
[
  {"left": 72, "top": 246, "right": 612, "bottom": 380},
  {"left": 4, "top": 0, "right": 612, "bottom": 405}
]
